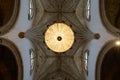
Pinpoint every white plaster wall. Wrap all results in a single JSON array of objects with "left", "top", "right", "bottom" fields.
[
  {"left": 2, "top": 0, "right": 33, "bottom": 80},
  {"left": 87, "top": 0, "right": 116, "bottom": 80}
]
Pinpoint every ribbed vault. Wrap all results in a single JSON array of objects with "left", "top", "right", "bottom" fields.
[{"left": 24, "top": 0, "right": 97, "bottom": 80}]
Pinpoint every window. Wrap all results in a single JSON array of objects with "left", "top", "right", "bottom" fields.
[
  {"left": 30, "top": 49, "right": 35, "bottom": 75},
  {"left": 84, "top": 50, "right": 89, "bottom": 75}
]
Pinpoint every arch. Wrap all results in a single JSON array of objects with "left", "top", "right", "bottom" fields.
[
  {"left": 0, "top": 38, "right": 23, "bottom": 80},
  {"left": 0, "top": 0, "right": 20, "bottom": 35},
  {"left": 96, "top": 40, "right": 120, "bottom": 80},
  {"left": 100, "top": 0, "right": 120, "bottom": 35}
]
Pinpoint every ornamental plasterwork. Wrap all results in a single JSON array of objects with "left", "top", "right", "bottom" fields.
[{"left": 24, "top": 0, "right": 95, "bottom": 80}]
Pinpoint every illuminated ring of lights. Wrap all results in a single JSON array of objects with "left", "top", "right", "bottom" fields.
[{"left": 45, "top": 23, "right": 74, "bottom": 53}]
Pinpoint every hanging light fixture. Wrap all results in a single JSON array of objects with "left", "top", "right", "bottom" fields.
[{"left": 45, "top": 23, "right": 75, "bottom": 53}]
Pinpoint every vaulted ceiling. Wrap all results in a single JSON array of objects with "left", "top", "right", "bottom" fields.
[
  {"left": 24, "top": 0, "right": 97, "bottom": 80},
  {"left": 0, "top": 0, "right": 120, "bottom": 80}
]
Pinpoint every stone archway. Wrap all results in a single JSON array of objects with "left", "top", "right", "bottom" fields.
[
  {"left": 96, "top": 40, "right": 120, "bottom": 80},
  {"left": 100, "top": 0, "right": 120, "bottom": 35},
  {"left": 0, "top": 38, "right": 23, "bottom": 80},
  {"left": 0, "top": 0, "right": 20, "bottom": 35}
]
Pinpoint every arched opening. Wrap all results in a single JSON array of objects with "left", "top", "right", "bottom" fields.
[
  {"left": 0, "top": 45, "right": 18, "bottom": 80},
  {"left": 101, "top": 46, "right": 120, "bottom": 80},
  {"left": 96, "top": 41, "right": 120, "bottom": 80},
  {"left": 100, "top": 0, "right": 120, "bottom": 35},
  {"left": 105, "top": 0, "right": 120, "bottom": 29},
  {"left": 0, "top": 38, "right": 23, "bottom": 80},
  {"left": 0, "top": 0, "right": 19, "bottom": 35},
  {"left": 0, "top": 0, "right": 15, "bottom": 27}
]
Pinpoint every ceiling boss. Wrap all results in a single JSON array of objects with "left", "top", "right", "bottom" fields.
[{"left": 44, "top": 23, "right": 75, "bottom": 53}]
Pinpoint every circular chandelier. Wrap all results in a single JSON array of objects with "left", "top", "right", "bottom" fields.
[{"left": 45, "top": 23, "right": 75, "bottom": 53}]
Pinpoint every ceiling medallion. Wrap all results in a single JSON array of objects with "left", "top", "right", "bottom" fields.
[{"left": 45, "top": 23, "right": 75, "bottom": 53}]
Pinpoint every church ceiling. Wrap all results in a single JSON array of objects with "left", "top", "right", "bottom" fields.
[
  {"left": 1, "top": 0, "right": 120, "bottom": 80},
  {"left": 24, "top": 0, "right": 97, "bottom": 80}
]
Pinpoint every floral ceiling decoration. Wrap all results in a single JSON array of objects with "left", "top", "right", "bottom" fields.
[{"left": 24, "top": 0, "right": 96, "bottom": 80}]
